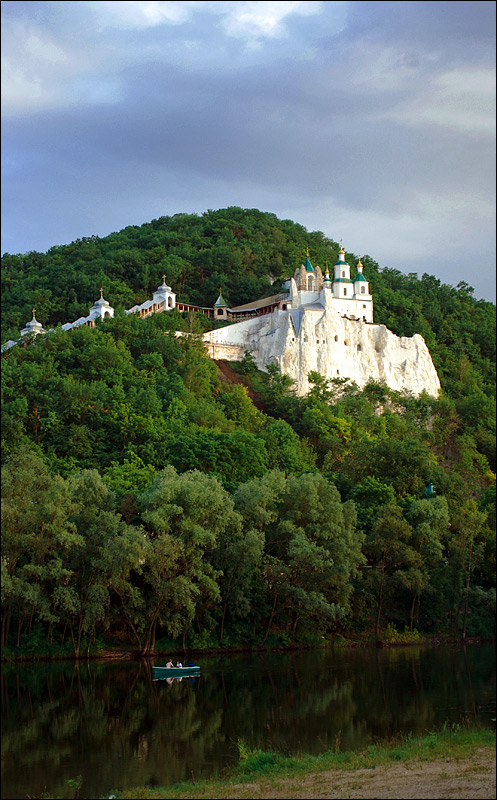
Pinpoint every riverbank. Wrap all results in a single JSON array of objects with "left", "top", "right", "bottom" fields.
[
  {"left": 2, "top": 635, "right": 493, "bottom": 662},
  {"left": 116, "top": 728, "right": 496, "bottom": 799}
]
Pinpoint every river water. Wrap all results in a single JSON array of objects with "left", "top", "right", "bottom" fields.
[{"left": 1, "top": 644, "right": 495, "bottom": 799}]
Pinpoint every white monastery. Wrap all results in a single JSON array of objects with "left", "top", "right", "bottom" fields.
[{"left": 2, "top": 246, "right": 441, "bottom": 397}]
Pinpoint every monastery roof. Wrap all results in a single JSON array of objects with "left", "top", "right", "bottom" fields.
[
  {"left": 214, "top": 290, "right": 228, "bottom": 307},
  {"left": 229, "top": 292, "right": 288, "bottom": 312}
]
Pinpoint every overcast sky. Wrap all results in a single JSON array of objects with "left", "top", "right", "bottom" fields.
[{"left": 2, "top": 1, "right": 495, "bottom": 301}]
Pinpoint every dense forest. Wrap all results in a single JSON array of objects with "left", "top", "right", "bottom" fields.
[{"left": 1, "top": 207, "right": 495, "bottom": 657}]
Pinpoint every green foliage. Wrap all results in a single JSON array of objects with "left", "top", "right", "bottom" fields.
[
  {"left": 381, "top": 623, "right": 423, "bottom": 643},
  {"left": 1, "top": 208, "right": 495, "bottom": 650}
]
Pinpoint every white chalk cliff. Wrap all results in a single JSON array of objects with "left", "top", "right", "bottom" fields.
[{"left": 203, "top": 273, "right": 441, "bottom": 398}]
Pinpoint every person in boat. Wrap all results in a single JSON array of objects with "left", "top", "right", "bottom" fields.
[
  {"left": 176, "top": 661, "right": 183, "bottom": 667},
  {"left": 165, "top": 659, "right": 174, "bottom": 668}
]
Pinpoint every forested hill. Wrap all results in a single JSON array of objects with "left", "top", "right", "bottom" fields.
[
  {"left": 1, "top": 206, "right": 495, "bottom": 398},
  {"left": 1, "top": 207, "right": 495, "bottom": 654}
]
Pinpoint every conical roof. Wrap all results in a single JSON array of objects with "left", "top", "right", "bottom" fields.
[
  {"left": 214, "top": 289, "right": 228, "bottom": 307},
  {"left": 304, "top": 246, "right": 313, "bottom": 272}
]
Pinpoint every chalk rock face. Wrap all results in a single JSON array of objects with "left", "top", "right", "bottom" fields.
[{"left": 203, "top": 303, "right": 440, "bottom": 398}]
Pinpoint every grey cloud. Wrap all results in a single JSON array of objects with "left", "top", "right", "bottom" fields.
[{"left": 1, "top": 1, "right": 495, "bottom": 302}]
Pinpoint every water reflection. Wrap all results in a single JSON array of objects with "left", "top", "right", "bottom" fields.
[{"left": 1, "top": 644, "right": 495, "bottom": 800}]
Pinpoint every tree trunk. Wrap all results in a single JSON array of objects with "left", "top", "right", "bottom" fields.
[
  {"left": 462, "top": 540, "right": 473, "bottom": 639},
  {"left": 220, "top": 600, "right": 228, "bottom": 645},
  {"left": 462, "top": 592, "right": 468, "bottom": 638},
  {"left": 151, "top": 618, "right": 158, "bottom": 653},
  {"left": 375, "top": 584, "right": 383, "bottom": 638},
  {"left": 260, "top": 587, "right": 281, "bottom": 648},
  {"left": 291, "top": 613, "right": 300, "bottom": 645},
  {"left": 409, "top": 593, "right": 417, "bottom": 631},
  {"left": 2, "top": 604, "right": 12, "bottom": 647},
  {"left": 16, "top": 614, "right": 24, "bottom": 648}
]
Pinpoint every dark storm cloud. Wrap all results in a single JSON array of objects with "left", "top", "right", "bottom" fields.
[{"left": 1, "top": 1, "right": 495, "bottom": 300}]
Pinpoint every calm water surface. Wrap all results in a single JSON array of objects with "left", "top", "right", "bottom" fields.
[{"left": 1, "top": 644, "right": 495, "bottom": 799}]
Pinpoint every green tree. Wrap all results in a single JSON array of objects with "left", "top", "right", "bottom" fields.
[
  {"left": 136, "top": 467, "right": 238, "bottom": 652},
  {"left": 364, "top": 502, "right": 415, "bottom": 636},
  {"left": 1, "top": 448, "right": 81, "bottom": 648}
]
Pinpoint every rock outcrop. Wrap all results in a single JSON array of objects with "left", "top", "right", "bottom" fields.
[{"left": 203, "top": 293, "right": 440, "bottom": 397}]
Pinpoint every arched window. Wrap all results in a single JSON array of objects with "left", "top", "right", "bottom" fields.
[
  {"left": 334, "top": 335, "right": 338, "bottom": 342},
  {"left": 361, "top": 286, "right": 366, "bottom": 294},
  {"left": 357, "top": 344, "right": 362, "bottom": 351},
  {"left": 342, "top": 271, "right": 345, "bottom": 278},
  {"left": 217, "top": 309, "right": 224, "bottom": 316},
  {"left": 343, "top": 288, "right": 347, "bottom": 296},
  {"left": 307, "top": 276, "right": 314, "bottom": 290}
]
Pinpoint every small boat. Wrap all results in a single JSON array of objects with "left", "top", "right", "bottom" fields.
[{"left": 153, "top": 664, "right": 200, "bottom": 678}]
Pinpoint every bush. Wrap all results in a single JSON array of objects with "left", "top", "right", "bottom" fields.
[{"left": 382, "top": 623, "right": 423, "bottom": 644}]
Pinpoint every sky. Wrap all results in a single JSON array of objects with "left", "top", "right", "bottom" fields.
[{"left": 2, "top": 1, "right": 496, "bottom": 302}]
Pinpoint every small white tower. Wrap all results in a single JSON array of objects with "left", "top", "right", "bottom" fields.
[
  {"left": 332, "top": 243, "right": 353, "bottom": 299},
  {"left": 89, "top": 289, "right": 114, "bottom": 321},
  {"left": 323, "top": 264, "right": 332, "bottom": 289},
  {"left": 214, "top": 288, "right": 229, "bottom": 320},
  {"left": 153, "top": 275, "right": 176, "bottom": 309},
  {"left": 20, "top": 308, "right": 45, "bottom": 337},
  {"left": 353, "top": 258, "right": 371, "bottom": 298},
  {"left": 353, "top": 258, "right": 373, "bottom": 322}
]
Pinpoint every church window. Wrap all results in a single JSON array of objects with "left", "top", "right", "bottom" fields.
[
  {"left": 357, "top": 344, "right": 362, "bottom": 351},
  {"left": 361, "top": 286, "right": 366, "bottom": 294},
  {"left": 342, "top": 271, "right": 345, "bottom": 278},
  {"left": 334, "top": 335, "right": 338, "bottom": 342},
  {"left": 307, "top": 276, "right": 314, "bottom": 290},
  {"left": 337, "top": 370, "right": 340, "bottom": 375},
  {"left": 363, "top": 304, "right": 366, "bottom": 308},
  {"left": 343, "top": 288, "right": 347, "bottom": 296},
  {"left": 217, "top": 309, "right": 223, "bottom": 316}
]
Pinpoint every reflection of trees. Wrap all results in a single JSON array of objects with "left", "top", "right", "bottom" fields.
[{"left": 1, "top": 645, "right": 495, "bottom": 799}]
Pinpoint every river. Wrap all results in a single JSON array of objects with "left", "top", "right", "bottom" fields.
[{"left": 1, "top": 643, "right": 495, "bottom": 799}]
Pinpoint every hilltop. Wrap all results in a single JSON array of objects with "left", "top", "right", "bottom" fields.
[{"left": 2, "top": 207, "right": 495, "bottom": 398}]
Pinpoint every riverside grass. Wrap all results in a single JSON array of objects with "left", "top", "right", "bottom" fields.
[{"left": 117, "top": 726, "right": 496, "bottom": 799}]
